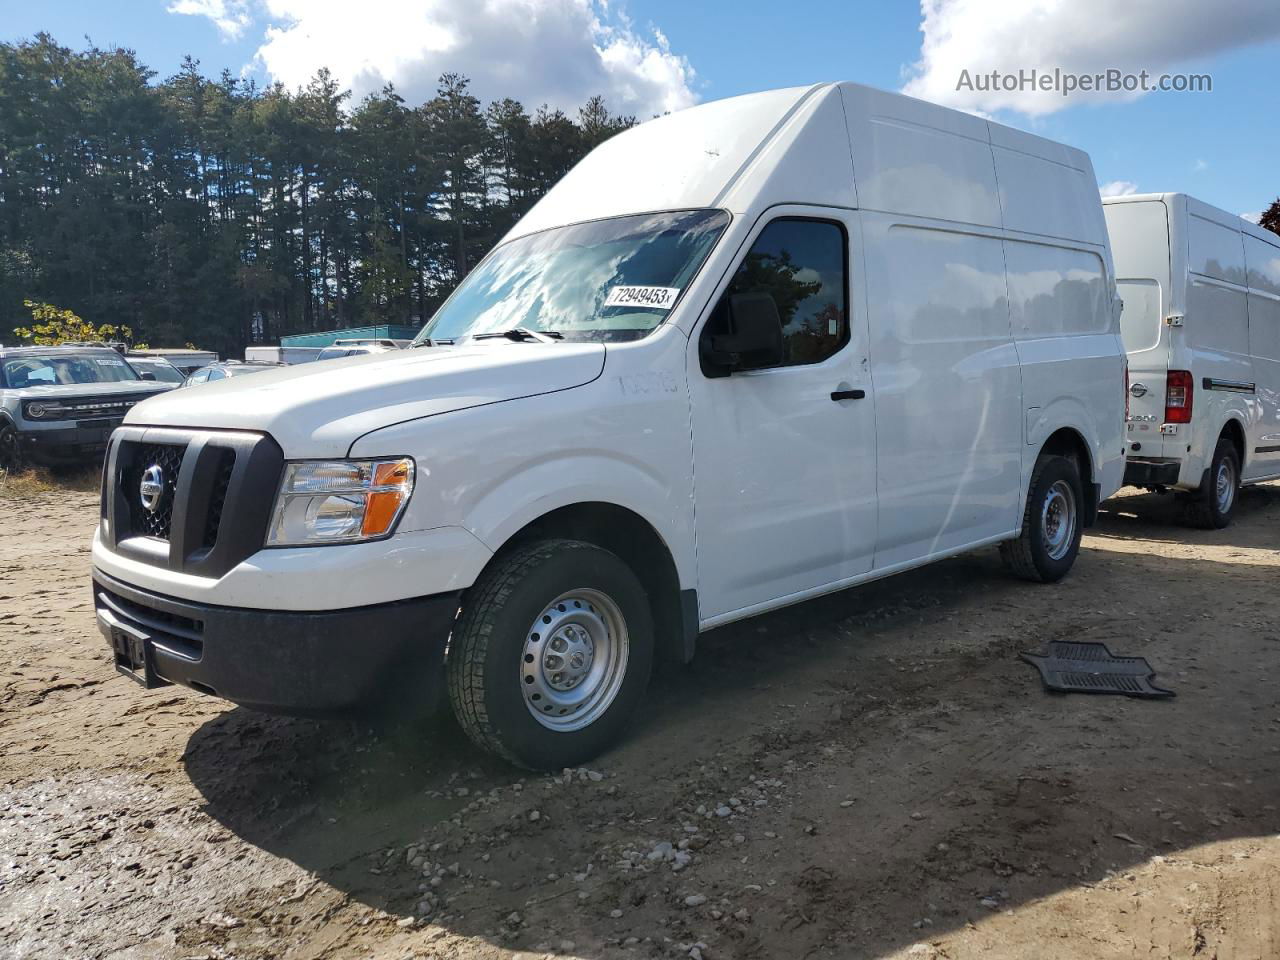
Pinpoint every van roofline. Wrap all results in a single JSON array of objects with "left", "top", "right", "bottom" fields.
[
  {"left": 1104, "top": 191, "right": 1279, "bottom": 245},
  {"left": 1101, "top": 192, "right": 1180, "bottom": 204}
]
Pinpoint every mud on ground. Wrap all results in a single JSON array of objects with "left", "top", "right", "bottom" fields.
[{"left": 2, "top": 485, "right": 1279, "bottom": 960}]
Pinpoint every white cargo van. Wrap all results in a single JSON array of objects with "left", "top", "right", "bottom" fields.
[
  {"left": 1105, "top": 194, "right": 1280, "bottom": 527},
  {"left": 92, "top": 82, "right": 1125, "bottom": 769}
]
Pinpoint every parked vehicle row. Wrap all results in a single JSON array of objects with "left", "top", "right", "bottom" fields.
[
  {"left": 315, "top": 338, "right": 408, "bottom": 361},
  {"left": 0, "top": 337, "right": 423, "bottom": 469},
  {"left": 60, "top": 81, "right": 1280, "bottom": 771},
  {"left": 0, "top": 345, "right": 176, "bottom": 468},
  {"left": 124, "top": 356, "right": 186, "bottom": 384},
  {"left": 182, "top": 359, "right": 282, "bottom": 386}
]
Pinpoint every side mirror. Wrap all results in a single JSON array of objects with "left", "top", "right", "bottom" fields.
[
  {"left": 138, "top": 371, "right": 157, "bottom": 381},
  {"left": 704, "top": 292, "right": 784, "bottom": 374}
]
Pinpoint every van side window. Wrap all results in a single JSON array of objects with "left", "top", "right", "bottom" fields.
[{"left": 703, "top": 218, "right": 848, "bottom": 369}]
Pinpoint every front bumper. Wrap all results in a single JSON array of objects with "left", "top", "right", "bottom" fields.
[
  {"left": 1124, "top": 457, "right": 1182, "bottom": 487},
  {"left": 93, "top": 568, "right": 460, "bottom": 714},
  {"left": 20, "top": 419, "right": 123, "bottom": 464}
]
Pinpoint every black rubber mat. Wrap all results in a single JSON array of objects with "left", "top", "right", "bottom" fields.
[{"left": 1020, "top": 641, "right": 1175, "bottom": 699}]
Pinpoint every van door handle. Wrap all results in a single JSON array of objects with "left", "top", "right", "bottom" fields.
[{"left": 830, "top": 389, "right": 866, "bottom": 402}]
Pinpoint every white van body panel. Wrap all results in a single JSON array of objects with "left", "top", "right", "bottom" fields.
[
  {"left": 348, "top": 326, "right": 702, "bottom": 594},
  {"left": 1105, "top": 193, "right": 1280, "bottom": 489},
  {"left": 128, "top": 342, "right": 606, "bottom": 458},
  {"left": 506, "top": 85, "right": 856, "bottom": 242},
  {"left": 102, "top": 81, "right": 1123, "bottom": 642},
  {"left": 687, "top": 206, "right": 878, "bottom": 619}
]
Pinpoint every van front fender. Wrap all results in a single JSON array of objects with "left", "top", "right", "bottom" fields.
[{"left": 460, "top": 451, "right": 697, "bottom": 590}]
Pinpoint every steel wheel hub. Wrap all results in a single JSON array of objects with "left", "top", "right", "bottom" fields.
[
  {"left": 1041, "top": 479, "right": 1077, "bottom": 562},
  {"left": 521, "top": 588, "right": 629, "bottom": 731},
  {"left": 1215, "top": 459, "right": 1236, "bottom": 513}
]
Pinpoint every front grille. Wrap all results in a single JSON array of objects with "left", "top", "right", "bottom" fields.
[
  {"left": 104, "top": 427, "right": 281, "bottom": 578},
  {"left": 124, "top": 443, "right": 185, "bottom": 539},
  {"left": 202, "top": 450, "right": 236, "bottom": 548}
]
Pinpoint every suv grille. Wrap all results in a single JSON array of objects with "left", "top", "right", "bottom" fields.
[
  {"left": 125, "top": 443, "right": 185, "bottom": 539},
  {"left": 31, "top": 394, "right": 152, "bottom": 421}
]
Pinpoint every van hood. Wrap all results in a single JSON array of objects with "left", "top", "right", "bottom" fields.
[{"left": 125, "top": 342, "right": 606, "bottom": 457}]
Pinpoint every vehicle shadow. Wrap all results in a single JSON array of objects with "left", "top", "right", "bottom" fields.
[
  {"left": 1094, "top": 481, "right": 1280, "bottom": 545},
  {"left": 182, "top": 537, "right": 1280, "bottom": 958}
]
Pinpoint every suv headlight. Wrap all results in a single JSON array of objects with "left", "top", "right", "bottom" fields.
[
  {"left": 24, "top": 401, "right": 64, "bottom": 420},
  {"left": 267, "top": 458, "right": 415, "bottom": 546}
]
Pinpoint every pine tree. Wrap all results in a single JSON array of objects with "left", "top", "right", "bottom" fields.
[
  {"left": 0, "top": 36, "right": 614, "bottom": 350},
  {"left": 1260, "top": 198, "right": 1280, "bottom": 237}
]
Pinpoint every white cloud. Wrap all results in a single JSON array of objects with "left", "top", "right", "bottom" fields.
[
  {"left": 183, "top": 0, "right": 697, "bottom": 117},
  {"left": 1100, "top": 180, "right": 1139, "bottom": 198},
  {"left": 1241, "top": 212, "right": 1262, "bottom": 224},
  {"left": 1193, "top": 158, "right": 1209, "bottom": 172},
  {"left": 167, "top": 0, "right": 252, "bottom": 40},
  {"left": 902, "top": 0, "right": 1280, "bottom": 116}
]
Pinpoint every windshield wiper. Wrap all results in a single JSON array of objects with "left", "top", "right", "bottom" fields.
[
  {"left": 410, "top": 337, "right": 455, "bottom": 348},
  {"left": 471, "top": 327, "right": 563, "bottom": 343}
]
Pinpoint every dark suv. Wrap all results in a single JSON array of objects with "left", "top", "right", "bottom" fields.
[{"left": 0, "top": 345, "right": 175, "bottom": 467}]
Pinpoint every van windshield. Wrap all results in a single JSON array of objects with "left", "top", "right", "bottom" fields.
[{"left": 416, "top": 209, "right": 730, "bottom": 344}]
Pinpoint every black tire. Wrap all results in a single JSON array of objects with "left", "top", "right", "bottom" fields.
[
  {"left": 1184, "top": 438, "right": 1240, "bottom": 529},
  {"left": 0, "top": 420, "right": 23, "bottom": 471},
  {"left": 447, "top": 539, "right": 654, "bottom": 770},
  {"left": 1000, "top": 455, "right": 1084, "bottom": 583}
]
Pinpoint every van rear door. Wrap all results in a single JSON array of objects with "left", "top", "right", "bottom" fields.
[{"left": 1104, "top": 200, "right": 1173, "bottom": 458}]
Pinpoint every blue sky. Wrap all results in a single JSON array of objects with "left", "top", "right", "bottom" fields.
[{"left": 7, "top": 0, "right": 1280, "bottom": 219}]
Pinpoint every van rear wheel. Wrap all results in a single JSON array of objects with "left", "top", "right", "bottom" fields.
[
  {"left": 1184, "top": 438, "right": 1239, "bottom": 529},
  {"left": 1000, "top": 455, "right": 1084, "bottom": 583},
  {"left": 447, "top": 539, "right": 653, "bottom": 770}
]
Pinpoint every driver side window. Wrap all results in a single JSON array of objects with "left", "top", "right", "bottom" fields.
[{"left": 702, "top": 218, "right": 849, "bottom": 370}]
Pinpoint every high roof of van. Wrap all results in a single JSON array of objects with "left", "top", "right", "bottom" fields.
[
  {"left": 508, "top": 81, "right": 1105, "bottom": 251},
  {"left": 1103, "top": 192, "right": 1279, "bottom": 247}
]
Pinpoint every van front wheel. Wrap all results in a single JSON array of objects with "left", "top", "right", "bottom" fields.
[
  {"left": 447, "top": 539, "right": 654, "bottom": 770},
  {"left": 1000, "top": 455, "right": 1084, "bottom": 583}
]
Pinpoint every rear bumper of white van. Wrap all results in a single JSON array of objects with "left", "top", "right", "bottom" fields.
[{"left": 1124, "top": 457, "right": 1181, "bottom": 487}]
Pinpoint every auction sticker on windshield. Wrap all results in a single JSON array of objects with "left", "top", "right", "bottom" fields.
[{"left": 604, "top": 286, "right": 681, "bottom": 309}]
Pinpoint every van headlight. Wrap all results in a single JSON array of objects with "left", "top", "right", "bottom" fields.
[{"left": 267, "top": 458, "right": 415, "bottom": 546}]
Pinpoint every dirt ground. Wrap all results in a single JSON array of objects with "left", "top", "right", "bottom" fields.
[{"left": 3, "top": 483, "right": 1280, "bottom": 960}]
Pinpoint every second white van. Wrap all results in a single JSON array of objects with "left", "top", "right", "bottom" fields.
[
  {"left": 1105, "top": 193, "right": 1280, "bottom": 526},
  {"left": 92, "top": 82, "right": 1125, "bottom": 769}
]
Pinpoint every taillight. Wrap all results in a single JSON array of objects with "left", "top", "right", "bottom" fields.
[
  {"left": 1165, "top": 370, "right": 1193, "bottom": 424},
  {"left": 1124, "top": 364, "right": 1130, "bottom": 420}
]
